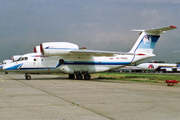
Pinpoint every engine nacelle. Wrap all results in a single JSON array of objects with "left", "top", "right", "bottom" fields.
[
  {"left": 34, "top": 46, "right": 41, "bottom": 53},
  {"left": 40, "top": 42, "right": 79, "bottom": 56}
]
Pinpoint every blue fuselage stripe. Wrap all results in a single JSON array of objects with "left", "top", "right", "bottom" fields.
[
  {"left": 5, "top": 61, "right": 132, "bottom": 71},
  {"left": 63, "top": 61, "right": 131, "bottom": 65}
]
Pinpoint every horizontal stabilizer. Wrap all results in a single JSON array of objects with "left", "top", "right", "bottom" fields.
[{"left": 132, "top": 25, "right": 177, "bottom": 35}]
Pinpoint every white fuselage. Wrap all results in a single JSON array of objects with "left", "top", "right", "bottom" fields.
[{"left": 3, "top": 53, "right": 152, "bottom": 74}]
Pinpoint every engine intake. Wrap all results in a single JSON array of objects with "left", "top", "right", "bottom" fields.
[{"left": 34, "top": 46, "right": 40, "bottom": 53}]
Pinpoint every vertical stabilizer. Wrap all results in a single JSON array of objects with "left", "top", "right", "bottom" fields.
[{"left": 129, "top": 25, "right": 177, "bottom": 54}]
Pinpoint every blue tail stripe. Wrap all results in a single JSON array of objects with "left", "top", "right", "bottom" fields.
[{"left": 134, "top": 35, "right": 160, "bottom": 53}]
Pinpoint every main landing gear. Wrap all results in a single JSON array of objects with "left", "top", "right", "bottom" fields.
[
  {"left": 25, "top": 74, "right": 31, "bottom": 80},
  {"left": 24, "top": 73, "right": 90, "bottom": 80},
  {"left": 69, "top": 73, "right": 91, "bottom": 80},
  {"left": 84, "top": 74, "right": 90, "bottom": 80}
]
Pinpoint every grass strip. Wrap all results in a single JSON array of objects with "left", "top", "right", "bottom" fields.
[{"left": 94, "top": 73, "right": 180, "bottom": 83}]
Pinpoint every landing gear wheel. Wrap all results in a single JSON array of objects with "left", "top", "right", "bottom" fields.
[
  {"left": 5, "top": 71, "right": 8, "bottom": 74},
  {"left": 69, "top": 74, "right": 75, "bottom": 79},
  {"left": 76, "top": 74, "right": 83, "bottom": 80},
  {"left": 84, "top": 74, "right": 91, "bottom": 80},
  {"left": 25, "top": 75, "right": 31, "bottom": 80}
]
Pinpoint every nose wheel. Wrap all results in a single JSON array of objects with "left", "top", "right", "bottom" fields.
[{"left": 25, "top": 74, "right": 31, "bottom": 80}]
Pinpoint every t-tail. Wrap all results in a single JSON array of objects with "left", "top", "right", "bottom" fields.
[{"left": 129, "top": 25, "right": 177, "bottom": 55}]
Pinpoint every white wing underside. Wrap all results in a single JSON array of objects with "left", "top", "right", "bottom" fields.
[{"left": 69, "top": 50, "right": 135, "bottom": 56}]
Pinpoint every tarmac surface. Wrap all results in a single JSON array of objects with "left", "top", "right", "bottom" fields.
[{"left": 0, "top": 73, "right": 180, "bottom": 120}]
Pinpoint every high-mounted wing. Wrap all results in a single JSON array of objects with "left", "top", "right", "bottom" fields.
[
  {"left": 69, "top": 49, "right": 135, "bottom": 56},
  {"left": 40, "top": 42, "right": 135, "bottom": 56}
]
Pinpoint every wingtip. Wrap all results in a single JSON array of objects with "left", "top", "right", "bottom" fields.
[{"left": 170, "top": 25, "right": 177, "bottom": 28}]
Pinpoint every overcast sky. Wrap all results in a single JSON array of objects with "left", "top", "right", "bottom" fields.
[{"left": 0, "top": 0, "right": 180, "bottom": 63}]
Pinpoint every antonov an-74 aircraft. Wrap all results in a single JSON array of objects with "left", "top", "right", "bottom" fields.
[{"left": 2, "top": 25, "right": 177, "bottom": 80}]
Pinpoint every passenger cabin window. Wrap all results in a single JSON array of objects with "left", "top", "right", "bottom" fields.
[
  {"left": 34, "top": 58, "right": 36, "bottom": 61},
  {"left": 25, "top": 57, "right": 28, "bottom": 60}
]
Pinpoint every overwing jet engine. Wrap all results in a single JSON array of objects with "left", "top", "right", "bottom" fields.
[{"left": 40, "top": 42, "right": 79, "bottom": 56}]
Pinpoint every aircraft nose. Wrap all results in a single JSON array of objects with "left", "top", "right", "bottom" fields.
[
  {"left": 137, "top": 64, "right": 145, "bottom": 69},
  {"left": 2, "top": 64, "right": 13, "bottom": 71},
  {"left": 3, "top": 63, "right": 23, "bottom": 71},
  {"left": 2, "top": 65, "right": 7, "bottom": 70},
  {"left": 0, "top": 66, "right": 3, "bottom": 71},
  {"left": 137, "top": 64, "right": 142, "bottom": 68}
]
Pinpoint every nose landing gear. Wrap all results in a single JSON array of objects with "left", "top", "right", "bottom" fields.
[{"left": 25, "top": 74, "right": 31, "bottom": 80}]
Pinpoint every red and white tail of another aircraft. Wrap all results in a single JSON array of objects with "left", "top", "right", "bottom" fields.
[
  {"left": 0, "top": 55, "right": 22, "bottom": 73},
  {"left": 2, "top": 25, "right": 177, "bottom": 80},
  {"left": 137, "top": 63, "right": 180, "bottom": 72}
]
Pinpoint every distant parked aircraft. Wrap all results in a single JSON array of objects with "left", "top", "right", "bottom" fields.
[{"left": 137, "top": 63, "right": 180, "bottom": 72}]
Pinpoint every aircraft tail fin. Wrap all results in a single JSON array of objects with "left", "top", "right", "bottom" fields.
[{"left": 129, "top": 25, "right": 177, "bottom": 54}]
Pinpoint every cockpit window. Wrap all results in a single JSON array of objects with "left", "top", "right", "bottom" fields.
[
  {"left": 17, "top": 57, "right": 22, "bottom": 61},
  {"left": 17, "top": 57, "right": 28, "bottom": 61}
]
